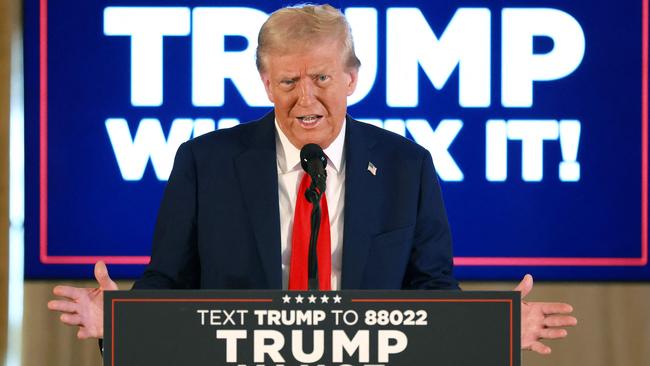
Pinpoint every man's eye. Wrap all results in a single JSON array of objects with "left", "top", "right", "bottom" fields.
[
  {"left": 280, "top": 79, "right": 294, "bottom": 86},
  {"left": 317, "top": 75, "right": 329, "bottom": 82}
]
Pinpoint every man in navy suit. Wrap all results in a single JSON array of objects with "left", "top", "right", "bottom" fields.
[
  {"left": 132, "top": 111, "right": 457, "bottom": 291},
  {"left": 49, "top": 3, "right": 575, "bottom": 354}
]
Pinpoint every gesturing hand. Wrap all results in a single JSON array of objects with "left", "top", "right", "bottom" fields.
[
  {"left": 47, "top": 261, "right": 119, "bottom": 339},
  {"left": 515, "top": 274, "right": 577, "bottom": 354}
]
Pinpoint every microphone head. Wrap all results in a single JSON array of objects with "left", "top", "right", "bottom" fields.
[{"left": 300, "top": 143, "right": 327, "bottom": 172}]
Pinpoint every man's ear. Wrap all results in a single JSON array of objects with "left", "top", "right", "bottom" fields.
[
  {"left": 260, "top": 72, "right": 274, "bottom": 103},
  {"left": 346, "top": 68, "right": 359, "bottom": 97}
]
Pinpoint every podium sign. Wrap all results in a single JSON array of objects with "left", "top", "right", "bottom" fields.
[{"left": 104, "top": 290, "right": 520, "bottom": 366}]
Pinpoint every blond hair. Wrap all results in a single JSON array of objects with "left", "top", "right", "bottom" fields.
[{"left": 256, "top": 4, "right": 361, "bottom": 72}]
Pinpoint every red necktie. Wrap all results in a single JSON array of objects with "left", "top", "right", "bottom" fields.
[{"left": 288, "top": 172, "right": 332, "bottom": 290}]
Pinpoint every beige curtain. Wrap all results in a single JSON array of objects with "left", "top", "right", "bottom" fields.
[{"left": 0, "top": 0, "right": 16, "bottom": 359}]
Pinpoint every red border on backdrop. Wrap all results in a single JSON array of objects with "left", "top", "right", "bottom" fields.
[{"left": 38, "top": 1, "right": 649, "bottom": 266}]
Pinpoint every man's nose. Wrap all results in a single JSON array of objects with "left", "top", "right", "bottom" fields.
[{"left": 297, "top": 78, "right": 317, "bottom": 106}]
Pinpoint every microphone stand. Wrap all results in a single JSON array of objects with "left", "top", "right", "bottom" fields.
[
  {"left": 307, "top": 199, "right": 321, "bottom": 290},
  {"left": 306, "top": 177, "right": 325, "bottom": 290}
]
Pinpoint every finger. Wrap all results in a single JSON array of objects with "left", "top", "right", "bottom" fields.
[
  {"left": 77, "top": 328, "right": 89, "bottom": 339},
  {"left": 52, "top": 285, "right": 84, "bottom": 300},
  {"left": 539, "top": 328, "right": 568, "bottom": 339},
  {"left": 60, "top": 313, "right": 82, "bottom": 326},
  {"left": 77, "top": 328, "right": 98, "bottom": 340},
  {"left": 47, "top": 300, "right": 78, "bottom": 314},
  {"left": 95, "top": 261, "right": 119, "bottom": 291},
  {"left": 544, "top": 315, "right": 578, "bottom": 327},
  {"left": 514, "top": 274, "right": 533, "bottom": 299},
  {"left": 541, "top": 302, "right": 574, "bottom": 315},
  {"left": 529, "top": 341, "right": 551, "bottom": 355}
]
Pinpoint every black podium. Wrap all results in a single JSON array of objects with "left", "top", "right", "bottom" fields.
[{"left": 104, "top": 290, "right": 520, "bottom": 366}]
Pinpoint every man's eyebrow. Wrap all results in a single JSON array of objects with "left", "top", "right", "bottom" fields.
[
  {"left": 307, "top": 67, "right": 331, "bottom": 76},
  {"left": 277, "top": 72, "right": 299, "bottom": 79},
  {"left": 308, "top": 72, "right": 329, "bottom": 77}
]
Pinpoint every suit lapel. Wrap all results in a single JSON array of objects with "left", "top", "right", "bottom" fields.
[
  {"left": 234, "top": 112, "right": 282, "bottom": 289},
  {"left": 341, "top": 117, "right": 380, "bottom": 289},
  {"left": 233, "top": 114, "right": 380, "bottom": 289}
]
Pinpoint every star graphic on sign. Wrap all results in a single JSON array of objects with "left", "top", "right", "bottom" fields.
[
  {"left": 282, "top": 294, "right": 291, "bottom": 304},
  {"left": 308, "top": 295, "right": 317, "bottom": 303},
  {"left": 320, "top": 294, "right": 329, "bottom": 304},
  {"left": 295, "top": 294, "right": 304, "bottom": 304},
  {"left": 333, "top": 294, "right": 342, "bottom": 303}
]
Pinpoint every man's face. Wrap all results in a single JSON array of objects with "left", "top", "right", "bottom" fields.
[{"left": 260, "top": 39, "right": 358, "bottom": 149}]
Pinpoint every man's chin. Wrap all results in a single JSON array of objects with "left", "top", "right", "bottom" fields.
[
  {"left": 295, "top": 137, "right": 333, "bottom": 150},
  {"left": 290, "top": 130, "right": 333, "bottom": 149}
]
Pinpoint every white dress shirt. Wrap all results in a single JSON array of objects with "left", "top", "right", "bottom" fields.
[{"left": 275, "top": 120, "right": 346, "bottom": 290}]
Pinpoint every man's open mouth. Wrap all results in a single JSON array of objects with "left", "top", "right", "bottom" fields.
[{"left": 297, "top": 114, "right": 323, "bottom": 126}]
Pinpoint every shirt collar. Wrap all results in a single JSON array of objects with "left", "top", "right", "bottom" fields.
[{"left": 275, "top": 118, "right": 346, "bottom": 174}]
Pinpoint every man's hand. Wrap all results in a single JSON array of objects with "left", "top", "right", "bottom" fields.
[
  {"left": 515, "top": 274, "right": 577, "bottom": 354},
  {"left": 47, "top": 261, "right": 118, "bottom": 339}
]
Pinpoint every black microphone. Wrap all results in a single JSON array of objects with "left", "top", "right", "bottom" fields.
[
  {"left": 299, "top": 143, "right": 327, "bottom": 290},
  {"left": 300, "top": 143, "right": 327, "bottom": 203}
]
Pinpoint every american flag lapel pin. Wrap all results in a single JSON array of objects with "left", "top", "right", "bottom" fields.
[{"left": 367, "top": 161, "right": 377, "bottom": 176}]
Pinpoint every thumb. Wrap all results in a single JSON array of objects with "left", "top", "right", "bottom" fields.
[
  {"left": 514, "top": 274, "right": 533, "bottom": 299},
  {"left": 95, "top": 261, "right": 118, "bottom": 291}
]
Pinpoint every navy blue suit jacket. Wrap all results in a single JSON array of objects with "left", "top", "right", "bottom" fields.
[{"left": 133, "top": 112, "right": 458, "bottom": 290}]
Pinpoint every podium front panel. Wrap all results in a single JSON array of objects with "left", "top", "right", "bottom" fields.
[{"left": 104, "top": 290, "right": 520, "bottom": 366}]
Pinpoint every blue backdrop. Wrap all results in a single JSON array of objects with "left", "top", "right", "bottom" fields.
[{"left": 24, "top": 0, "right": 650, "bottom": 280}]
